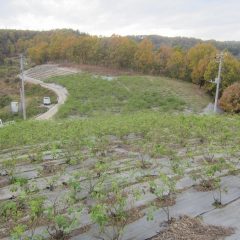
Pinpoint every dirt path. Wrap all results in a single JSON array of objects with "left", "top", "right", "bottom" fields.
[
  {"left": 21, "top": 64, "right": 81, "bottom": 120},
  {"left": 24, "top": 76, "right": 68, "bottom": 120}
]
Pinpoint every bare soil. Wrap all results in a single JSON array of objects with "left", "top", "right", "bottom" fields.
[
  {"left": 59, "top": 63, "right": 136, "bottom": 76},
  {"left": 194, "top": 180, "right": 216, "bottom": 192},
  {"left": 153, "top": 196, "right": 176, "bottom": 208}
]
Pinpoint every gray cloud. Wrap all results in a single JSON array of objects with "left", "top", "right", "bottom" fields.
[{"left": 0, "top": 0, "right": 239, "bottom": 40}]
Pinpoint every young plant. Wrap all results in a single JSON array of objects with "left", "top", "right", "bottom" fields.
[
  {"left": 193, "top": 157, "right": 235, "bottom": 206},
  {"left": 2, "top": 155, "right": 17, "bottom": 183},
  {"left": 90, "top": 179, "right": 129, "bottom": 240},
  {"left": 82, "top": 160, "right": 110, "bottom": 195},
  {"left": 0, "top": 200, "right": 24, "bottom": 238},
  {"left": 67, "top": 172, "right": 82, "bottom": 203},
  {"left": 45, "top": 196, "right": 82, "bottom": 240},
  {"left": 62, "top": 139, "right": 85, "bottom": 165},
  {"left": 0, "top": 201, "right": 21, "bottom": 222},
  {"left": 10, "top": 224, "right": 27, "bottom": 240},
  {"left": 91, "top": 137, "right": 110, "bottom": 158},
  {"left": 149, "top": 173, "right": 176, "bottom": 223},
  {"left": 28, "top": 147, "right": 44, "bottom": 163},
  {"left": 205, "top": 158, "right": 235, "bottom": 206},
  {"left": 28, "top": 196, "right": 45, "bottom": 237},
  {"left": 135, "top": 141, "right": 153, "bottom": 169}
]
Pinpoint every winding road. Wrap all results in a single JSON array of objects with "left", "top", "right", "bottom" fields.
[
  {"left": 24, "top": 75, "right": 68, "bottom": 120},
  {"left": 23, "top": 64, "right": 78, "bottom": 120}
]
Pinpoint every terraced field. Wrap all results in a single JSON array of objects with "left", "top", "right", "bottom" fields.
[
  {"left": 0, "top": 114, "right": 240, "bottom": 239},
  {"left": 24, "top": 64, "right": 79, "bottom": 80}
]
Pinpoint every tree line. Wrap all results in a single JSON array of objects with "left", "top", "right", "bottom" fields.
[
  {"left": 131, "top": 35, "right": 240, "bottom": 58},
  {"left": 1, "top": 29, "right": 240, "bottom": 96},
  {"left": 25, "top": 30, "right": 240, "bottom": 95},
  {"left": 0, "top": 29, "right": 38, "bottom": 64}
]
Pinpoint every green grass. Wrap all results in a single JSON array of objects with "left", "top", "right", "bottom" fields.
[
  {"left": 1, "top": 113, "right": 240, "bottom": 151},
  {"left": 46, "top": 73, "right": 210, "bottom": 118}
]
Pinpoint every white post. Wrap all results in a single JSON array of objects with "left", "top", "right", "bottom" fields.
[
  {"left": 213, "top": 52, "right": 224, "bottom": 113},
  {"left": 20, "top": 54, "right": 26, "bottom": 120}
]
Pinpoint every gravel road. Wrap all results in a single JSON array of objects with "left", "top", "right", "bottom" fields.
[{"left": 24, "top": 75, "right": 68, "bottom": 120}]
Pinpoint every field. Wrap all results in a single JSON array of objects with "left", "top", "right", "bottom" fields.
[
  {"left": 0, "top": 68, "right": 239, "bottom": 240},
  {"left": 47, "top": 73, "right": 210, "bottom": 118},
  {"left": 1, "top": 114, "right": 240, "bottom": 239}
]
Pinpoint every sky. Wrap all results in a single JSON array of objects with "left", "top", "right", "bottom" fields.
[{"left": 0, "top": 0, "right": 239, "bottom": 41}]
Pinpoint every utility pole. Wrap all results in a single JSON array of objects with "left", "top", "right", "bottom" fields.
[
  {"left": 213, "top": 52, "right": 224, "bottom": 113},
  {"left": 20, "top": 54, "right": 26, "bottom": 120}
]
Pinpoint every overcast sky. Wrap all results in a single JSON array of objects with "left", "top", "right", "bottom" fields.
[{"left": 0, "top": 0, "right": 239, "bottom": 41}]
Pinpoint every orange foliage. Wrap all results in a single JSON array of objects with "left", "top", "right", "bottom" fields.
[{"left": 219, "top": 82, "right": 240, "bottom": 113}]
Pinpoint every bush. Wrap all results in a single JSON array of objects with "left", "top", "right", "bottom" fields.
[
  {"left": 0, "top": 95, "right": 12, "bottom": 108},
  {"left": 219, "top": 82, "right": 240, "bottom": 113}
]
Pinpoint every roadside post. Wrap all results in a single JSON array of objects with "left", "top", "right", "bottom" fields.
[
  {"left": 20, "top": 54, "right": 27, "bottom": 120},
  {"left": 213, "top": 52, "right": 224, "bottom": 113}
]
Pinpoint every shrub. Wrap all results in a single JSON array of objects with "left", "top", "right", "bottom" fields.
[
  {"left": 0, "top": 95, "right": 12, "bottom": 108},
  {"left": 219, "top": 82, "right": 240, "bottom": 113}
]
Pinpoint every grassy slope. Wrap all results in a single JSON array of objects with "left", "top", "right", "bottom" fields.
[
  {"left": 46, "top": 73, "right": 210, "bottom": 118},
  {"left": 1, "top": 71, "right": 231, "bottom": 152}
]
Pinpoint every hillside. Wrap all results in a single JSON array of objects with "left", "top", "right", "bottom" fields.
[
  {"left": 0, "top": 30, "right": 240, "bottom": 240},
  {"left": 46, "top": 72, "right": 210, "bottom": 118},
  {"left": 1, "top": 29, "right": 240, "bottom": 60},
  {"left": 2, "top": 0, "right": 240, "bottom": 237},
  {"left": 1, "top": 29, "right": 240, "bottom": 103}
]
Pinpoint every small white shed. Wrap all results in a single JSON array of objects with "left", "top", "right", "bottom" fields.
[{"left": 11, "top": 102, "right": 19, "bottom": 113}]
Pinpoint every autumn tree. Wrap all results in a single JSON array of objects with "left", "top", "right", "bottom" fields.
[
  {"left": 154, "top": 45, "right": 173, "bottom": 75},
  {"left": 187, "top": 43, "right": 217, "bottom": 86},
  {"left": 107, "top": 35, "right": 137, "bottom": 69},
  {"left": 71, "top": 35, "right": 100, "bottom": 64},
  {"left": 134, "top": 38, "right": 154, "bottom": 73},
  {"left": 59, "top": 35, "right": 79, "bottom": 61},
  {"left": 48, "top": 32, "right": 69, "bottom": 60},
  {"left": 0, "top": 29, "right": 38, "bottom": 64},
  {"left": 204, "top": 52, "right": 240, "bottom": 94},
  {"left": 166, "top": 47, "right": 186, "bottom": 79},
  {"left": 219, "top": 82, "right": 240, "bottom": 112},
  {"left": 28, "top": 41, "right": 49, "bottom": 64}
]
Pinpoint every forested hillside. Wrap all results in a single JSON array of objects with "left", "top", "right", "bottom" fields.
[
  {"left": 0, "top": 29, "right": 240, "bottom": 97},
  {"left": 131, "top": 35, "right": 240, "bottom": 58},
  {"left": 0, "top": 29, "right": 38, "bottom": 63}
]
